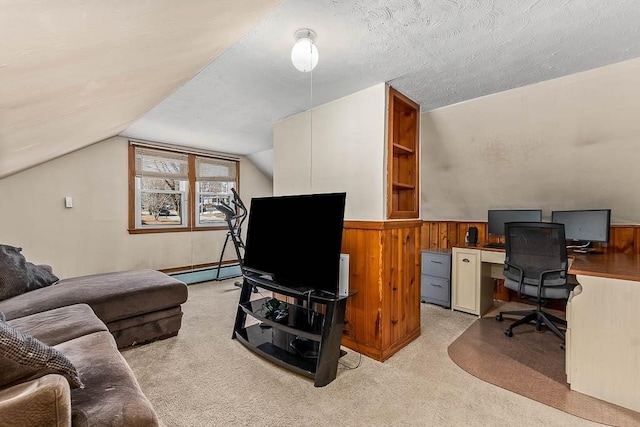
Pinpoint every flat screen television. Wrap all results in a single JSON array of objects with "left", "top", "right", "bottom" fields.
[
  {"left": 487, "top": 209, "right": 542, "bottom": 236},
  {"left": 551, "top": 209, "right": 611, "bottom": 244},
  {"left": 242, "top": 192, "right": 346, "bottom": 295}
]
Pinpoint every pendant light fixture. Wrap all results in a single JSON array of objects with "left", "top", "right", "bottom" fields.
[{"left": 291, "top": 28, "right": 318, "bottom": 72}]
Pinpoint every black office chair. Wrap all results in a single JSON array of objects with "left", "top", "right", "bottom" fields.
[{"left": 496, "top": 222, "right": 574, "bottom": 346}]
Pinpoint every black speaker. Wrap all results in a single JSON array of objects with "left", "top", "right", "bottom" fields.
[{"left": 466, "top": 227, "right": 478, "bottom": 246}]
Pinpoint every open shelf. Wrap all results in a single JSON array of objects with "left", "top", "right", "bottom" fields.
[
  {"left": 392, "top": 182, "right": 415, "bottom": 190},
  {"left": 244, "top": 272, "right": 344, "bottom": 303},
  {"left": 387, "top": 86, "right": 419, "bottom": 219},
  {"left": 239, "top": 297, "right": 324, "bottom": 341},
  {"left": 392, "top": 143, "right": 414, "bottom": 155},
  {"left": 235, "top": 325, "right": 318, "bottom": 378}
]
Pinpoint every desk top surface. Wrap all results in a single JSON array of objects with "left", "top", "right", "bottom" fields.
[
  {"left": 568, "top": 253, "right": 640, "bottom": 282},
  {"left": 455, "top": 245, "right": 640, "bottom": 282}
]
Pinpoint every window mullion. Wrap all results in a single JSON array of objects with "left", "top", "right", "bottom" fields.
[{"left": 188, "top": 154, "right": 196, "bottom": 230}]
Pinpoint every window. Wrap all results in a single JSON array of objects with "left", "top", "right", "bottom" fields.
[
  {"left": 129, "top": 144, "right": 239, "bottom": 233},
  {"left": 196, "top": 157, "right": 237, "bottom": 226}
]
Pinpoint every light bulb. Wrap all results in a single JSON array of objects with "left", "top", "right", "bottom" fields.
[{"left": 291, "top": 36, "right": 318, "bottom": 72}]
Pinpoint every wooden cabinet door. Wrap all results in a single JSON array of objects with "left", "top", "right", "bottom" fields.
[{"left": 452, "top": 248, "right": 480, "bottom": 314}]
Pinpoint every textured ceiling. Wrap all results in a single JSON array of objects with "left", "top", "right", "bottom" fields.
[
  {"left": 3, "top": 1, "right": 640, "bottom": 180},
  {"left": 122, "top": 0, "right": 640, "bottom": 178}
]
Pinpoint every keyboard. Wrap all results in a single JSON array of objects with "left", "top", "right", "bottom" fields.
[{"left": 484, "top": 242, "right": 506, "bottom": 249}]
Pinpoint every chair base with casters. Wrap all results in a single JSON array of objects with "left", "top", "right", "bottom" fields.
[
  {"left": 496, "top": 277, "right": 573, "bottom": 349},
  {"left": 496, "top": 302, "right": 568, "bottom": 348}
]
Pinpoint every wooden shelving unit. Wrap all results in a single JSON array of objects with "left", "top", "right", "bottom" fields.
[{"left": 387, "top": 86, "right": 420, "bottom": 219}]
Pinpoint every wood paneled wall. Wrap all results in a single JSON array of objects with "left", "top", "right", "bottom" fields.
[
  {"left": 421, "top": 221, "right": 640, "bottom": 310},
  {"left": 337, "top": 220, "right": 639, "bottom": 360},
  {"left": 340, "top": 220, "right": 422, "bottom": 362},
  {"left": 421, "top": 221, "right": 640, "bottom": 254}
]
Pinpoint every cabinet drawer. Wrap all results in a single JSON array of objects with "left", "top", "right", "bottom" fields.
[
  {"left": 421, "top": 275, "right": 450, "bottom": 304},
  {"left": 421, "top": 252, "right": 451, "bottom": 279},
  {"left": 481, "top": 250, "right": 505, "bottom": 264},
  {"left": 452, "top": 248, "right": 480, "bottom": 315}
]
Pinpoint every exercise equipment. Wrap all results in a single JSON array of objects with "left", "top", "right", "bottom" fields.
[{"left": 214, "top": 188, "right": 248, "bottom": 288}]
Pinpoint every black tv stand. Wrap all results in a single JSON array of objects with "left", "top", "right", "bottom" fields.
[{"left": 232, "top": 272, "right": 348, "bottom": 387}]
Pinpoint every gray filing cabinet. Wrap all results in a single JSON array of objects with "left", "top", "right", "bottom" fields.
[{"left": 421, "top": 250, "right": 452, "bottom": 308}]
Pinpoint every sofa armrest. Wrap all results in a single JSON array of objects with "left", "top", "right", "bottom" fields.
[{"left": 0, "top": 374, "right": 71, "bottom": 427}]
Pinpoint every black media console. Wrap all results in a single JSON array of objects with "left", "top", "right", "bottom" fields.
[{"left": 232, "top": 273, "right": 348, "bottom": 387}]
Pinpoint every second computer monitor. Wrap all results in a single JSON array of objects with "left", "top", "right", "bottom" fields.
[
  {"left": 550, "top": 209, "right": 611, "bottom": 243},
  {"left": 487, "top": 209, "right": 542, "bottom": 236}
]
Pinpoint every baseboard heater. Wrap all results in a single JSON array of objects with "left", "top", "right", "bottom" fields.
[{"left": 169, "top": 264, "right": 242, "bottom": 285}]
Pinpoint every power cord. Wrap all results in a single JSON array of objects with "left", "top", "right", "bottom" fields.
[
  {"left": 338, "top": 321, "right": 362, "bottom": 370},
  {"left": 305, "top": 289, "right": 313, "bottom": 326}
]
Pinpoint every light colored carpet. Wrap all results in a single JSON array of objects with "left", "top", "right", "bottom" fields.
[{"left": 121, "top": 280, "right": 602, "bottom": 426}]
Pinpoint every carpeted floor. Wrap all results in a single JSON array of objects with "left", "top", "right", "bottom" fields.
[
  {"left": 121, "top": 280, "right": 607, "bottom": 426},
  {"left": 448, "top": 312, "right": 640, "bottom": 427}
]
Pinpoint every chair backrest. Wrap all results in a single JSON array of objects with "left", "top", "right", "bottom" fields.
[{"left": 504, "top": 222, "right": 568, "bottom": 286}]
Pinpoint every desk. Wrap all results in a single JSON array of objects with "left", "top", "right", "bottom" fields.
[{"left": 451, "top": 247, "right": 640, "bottom": 412}]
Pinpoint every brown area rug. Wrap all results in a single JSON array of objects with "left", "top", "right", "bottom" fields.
[{"left": 448, "top": 317, "right": 640, "bottom": 427}]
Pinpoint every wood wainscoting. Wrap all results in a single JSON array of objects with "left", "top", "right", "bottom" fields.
[
  {"left": 421, "top": 221, "right": 640, "bottom": 254},
  {"left": 421, "top": 221, "right": 640, "bottom": 309},
  {"left": 340, "top": 220, "right": 422, "bottom": 362}
]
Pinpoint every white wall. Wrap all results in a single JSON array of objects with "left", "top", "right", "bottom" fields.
[
  {"left": 421, "top": 57, "right": 640, "bottom": 224},
  {"left": 273, "top": 83, "right": 387, "bottom": 221},
  {"left": 0, "top": 136, "right": 272, "bottom": 278}
]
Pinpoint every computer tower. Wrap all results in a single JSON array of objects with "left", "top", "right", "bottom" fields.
[{"left": 339, "top": 254, "right": 349, "bottom": 297}]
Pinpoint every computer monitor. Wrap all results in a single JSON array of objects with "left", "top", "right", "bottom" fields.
[
  {"left": 551, "top": 209, "right": 611, "bottom": 244},
  {"left": 487, "top": 209, "right": 542, "bottom": 236}
]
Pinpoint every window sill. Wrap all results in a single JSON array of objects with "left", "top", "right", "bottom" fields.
[{"left": 128, "top": 226, "right": 227, "bottom": 234}]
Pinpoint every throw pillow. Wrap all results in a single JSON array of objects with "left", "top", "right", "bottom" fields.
[
  {"left": 0, "top": 245, "right": 59, "bottom": 301},
  {"left": 0, "top": 317, "right": 83, "bottom": 389}
]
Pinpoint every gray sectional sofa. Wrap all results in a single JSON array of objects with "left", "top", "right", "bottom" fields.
[
  {"left": 0, "top": 264, "right": 189, "bottom": 426},
  {"left": 0, "top": 269, "right": 189, "bottom": 348}
]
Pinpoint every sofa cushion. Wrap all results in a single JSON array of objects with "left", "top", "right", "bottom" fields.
[
  {"left": 0, "top": 269, "right": 188, "bottom": 323},
  {"left": 0, "top": 245, "right": 59, "bottom": 301},
  {"left": 57, "top": 331, "right": 159, "bottom": 426},
  {"left": 7, "top": 304, "right": 108, "bottom": 347},
  {"left": 0, "top": 317, "right": 83, "bottom": 389}
]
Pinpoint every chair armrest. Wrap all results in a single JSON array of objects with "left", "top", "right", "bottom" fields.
[
  {"left": 504, "top": 262, "right": 526, "bottom": 298},
  {"left": 0, "top": 374, "right": 71, "bottom": 427},
  {"left": 539, "top": 268, "right": 568, "bottom": 283}
]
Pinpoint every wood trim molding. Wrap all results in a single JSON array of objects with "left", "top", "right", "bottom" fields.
[
  {"left": 344, "top": 219, "right": 424, "bottom": 230},
  {"left": 128, "top": 144, "right": 136, "bottom": 231},
  {"left": 127, "top": 142, "right": 239, "bottom": 235},
  {"left": 159, "top": 259, "right": 238, "bottom": 274}
]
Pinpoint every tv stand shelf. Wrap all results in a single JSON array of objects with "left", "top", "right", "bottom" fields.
[
  {"left": 232, "top": 274, "right": 348, "bottom": 387},
  {"left": 238, "top": 297, "right": 323, "bottom": 341}
]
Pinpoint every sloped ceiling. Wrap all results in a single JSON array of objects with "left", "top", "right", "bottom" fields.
[
  {"left": 122, "top": 0, "right": 640, "bottom": 180},
  {"left": 3, "top": 1, "right": 640, "bottom": 180},
  {"left": 0, "top": 0, "right": 281, "bottom": 179}
]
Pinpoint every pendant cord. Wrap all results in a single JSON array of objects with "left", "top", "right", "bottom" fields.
[{"left": 309, "top": 48, "right": 314, "bottom": 189}]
